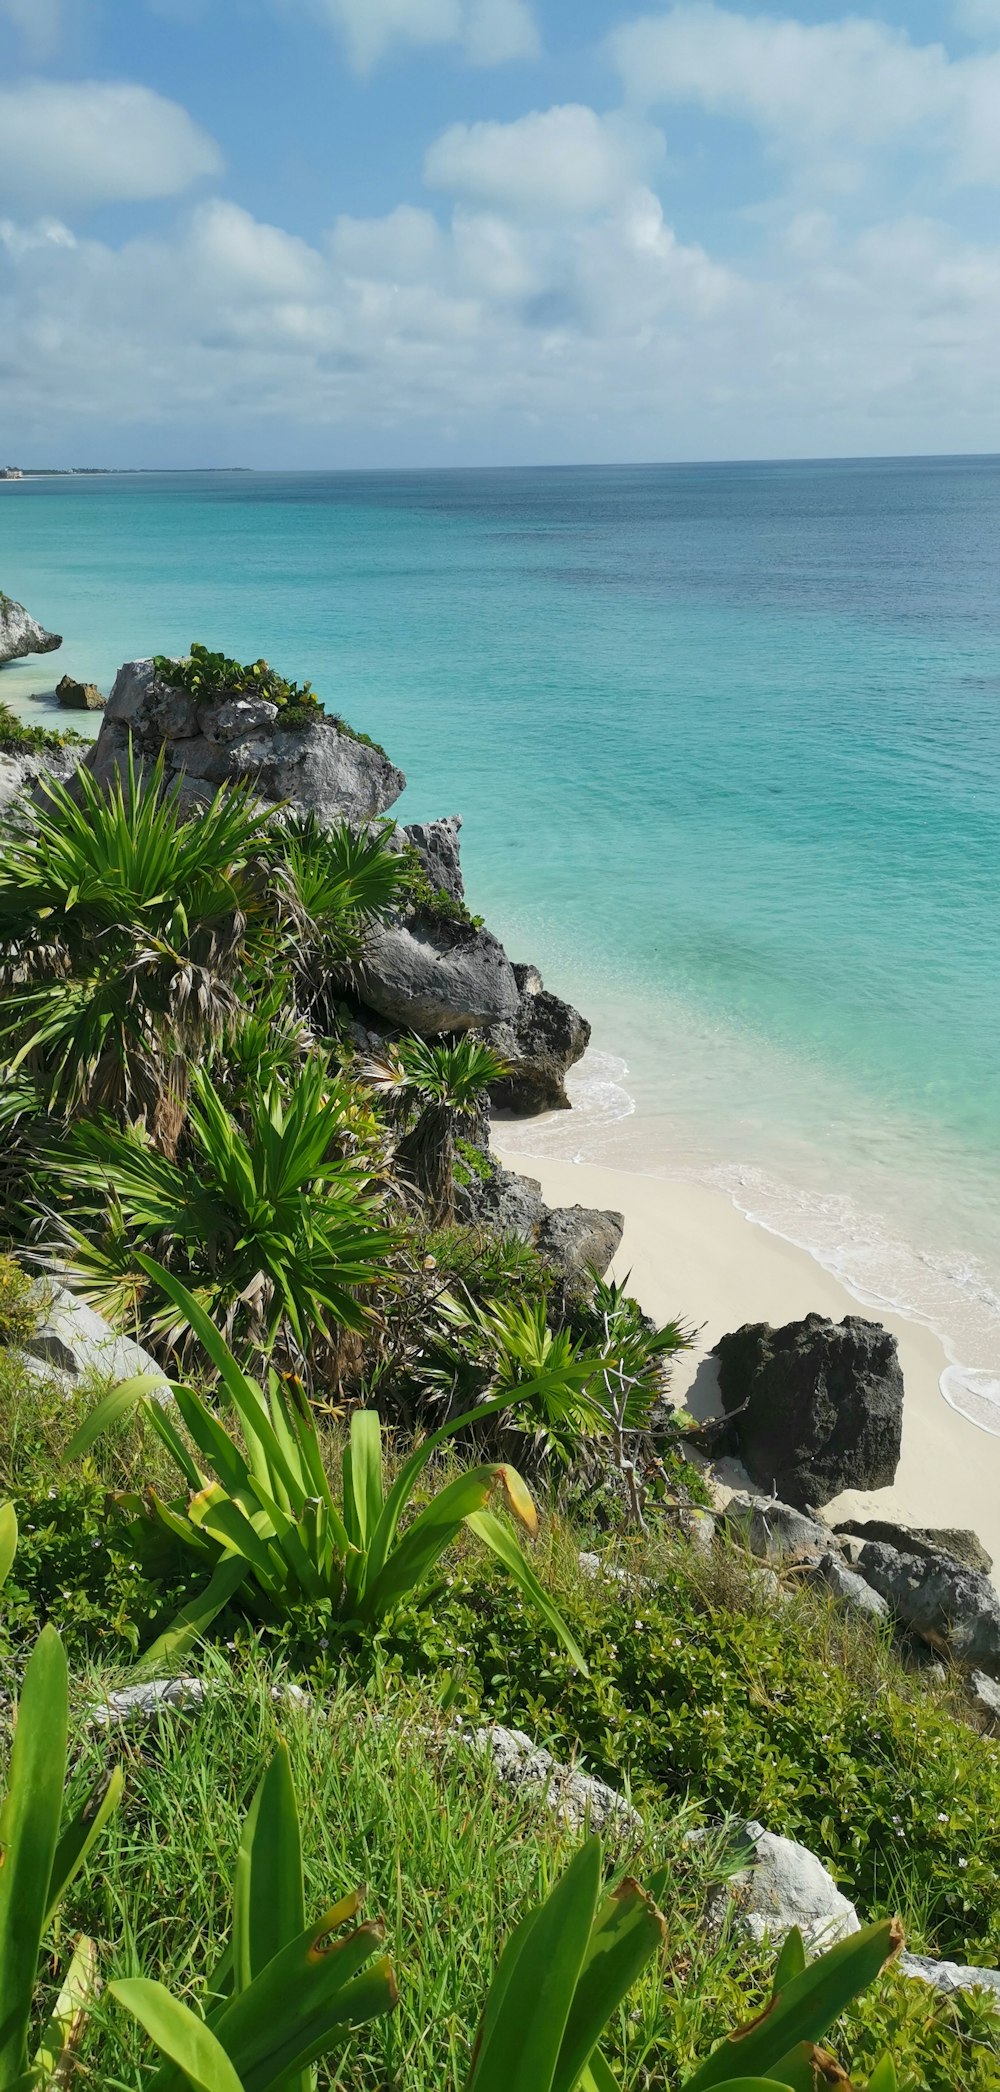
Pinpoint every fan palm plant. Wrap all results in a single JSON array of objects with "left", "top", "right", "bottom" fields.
[
  {"left": 364, "top": 1036, "right": 510, "bottom": 1223},
  {"left": 41, "top": 1060, "right": 396, "bottom": 1369},
  {"left": 276, "top": 814, "right": 411, "bottom": 1031},
  {"left": 0, "top": 750, "right": 279, "bottom": 1144}
]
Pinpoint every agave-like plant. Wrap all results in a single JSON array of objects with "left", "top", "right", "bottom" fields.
[
  {"left": 0, "top": 749, "right": 279, "bottom": 1143},
  {"left": 67, "top": 1258, "right": 587, "bottom": 1674},
  {"left": 277, "top": 814, "right": 411, "bottom": 1030},
  {"left": 439, "top": 1295, "right": 612, "bottom": 1464},
  {"left": 112, "top": 1740, "right": 396, "bottom": 2092},
  {"left": 42, "top": 1059, "right": 396, "bottom": 1367},
  {"left": 466, "top": 1838, "right": 901, "bottom": 2092},
  {"left": 364, "top": 1036, "right": 511, "bottom": 1223}
]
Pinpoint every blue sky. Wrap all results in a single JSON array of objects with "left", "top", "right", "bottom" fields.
[{"left": 2, "top": 0, "right": 1000, "bottom": 465}]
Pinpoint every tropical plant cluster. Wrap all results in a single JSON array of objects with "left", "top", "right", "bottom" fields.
[{"left": 0, "top": 658, "right": 996, "bottom": 2092}]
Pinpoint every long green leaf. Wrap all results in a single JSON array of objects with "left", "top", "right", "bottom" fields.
[
  {"left": 684, "top": 1920, "right": 903, "bottom": 2090},
  {"left": 343, "top": 1410, "right": 383, "bottom": 1554},
  {"left": 361, "top": 1468, "right": 499, "bottom": 1619},
  {"left": 0, "top": 1626, "right": 69, "bottom": 2086},
  {"left": 580, "top": 2053, "right": 620, "bottom": 2092},
  {"left": 465, "top": 1509, "right": 588, "bottom": 1675},
  {"left": 0, "top": 1501, "right": 17, "bottom": 1589},
  {"left": 64, "top": 1371, "right": 165, "bottom": 1465},
  {"left": 136, "top": 1552, "right": 251, "bottom": 1675},
  {"left": 33, "top": 1934, "right": 98, "bottom": 2087},
  {"left": 553, "top": 1877, "right": 666, "bottom": 2092},
  {"left": 209, "top": 1905, "right": 396, "bottom": 2092},
  {"left": 45, "top": 1764, "right": 124, "bottom": 1929},
  {"left": 112, "top": 1979, "right": 246, "bottom": 2092},
  {"left": 771, "top": 1931, "right": 807, "bottom": 1994},
  {"left": 233, "top": 1746, "right": 306, "bottom": 2003},
  {"left": 466, "top": 1837, "right": 602, "bottom": 2092},
  {"left": 864, "top": 2061, "right": 897, "bottom": 2092}
]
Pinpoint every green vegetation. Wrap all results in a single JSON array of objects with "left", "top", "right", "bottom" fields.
[
  {"left": 0, "top": 698, "right": 85, "bottom": 756},
  {"left": 399, "top": 844, "right": 485, "bottom": 930},
  {"left": 0, "top": 658, "right": 997, "bottom": 2092},
  {"left": 151, "top": 642, "right": 390, "bottom": 751}
]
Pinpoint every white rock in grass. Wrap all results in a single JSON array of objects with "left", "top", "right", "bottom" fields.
[
  {"left": 472, "top": 1724, "right": 641, "bottom": 1835},
  {"left": 23, "top": 1276, "right": 170, "bottom": 1397},
  {"left": 86, "top": 1677, "right": 207, "bottom": 1728},
  {"left": 705, "top": 1820, "right": 860, "bottom": 1954},
  {"left": 899, "top": 1952, "right": 1000, "bottom": 1999}
]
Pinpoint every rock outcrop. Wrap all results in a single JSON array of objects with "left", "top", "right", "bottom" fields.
[
  {"left": 455, "top": 1158, "right": 622, "bottom": 1298},
  {"left": 470, "top": 1724, "right": 640, "bottom": 1834},
  {"left": 0, "top": 743, "right": 80, "bottom": 818},
  {"left": 487, "top": 963, "right": 591, "bottom": 1114},
  {"left": 720, "top": 1491, "right": 832, "bottom": 1561},
  {"left": 355, "top": 916, "right": 519, "bottom": 1036},
  {"left": 86, "top": 658, "right": 406, "bottom": 823},
  {"left": 0, "top": 594, "right": 61, "bottom": 665},
  {"left": 835, "top": 1518, "right": 992, "bottom": 1577},
  {"left": 56, "top": 674, "right": 104, "bottom": 712},
  {"left": 806, "top": 1550, "right": 892, "bottom": 1621},
  {"left": 714, "top": 1313, "right": 903, "bottom": 1509},
  {"left": 403, "top": 816, "right": 465, "bottom": 902},
  {"left": 857, "top": 1541, "right": 1000, "bottom": 1677}
]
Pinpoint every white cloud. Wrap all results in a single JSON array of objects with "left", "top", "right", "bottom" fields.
[
  {"left": 425, "top": 105, "right": 665, "bottom": 217},
  {"left": 611, "top": 4, "right": 1000, "bottom": 188},
  {"left": 0, "top": 80, "right": 223, "bottom": 215},
  {"left": 302, "top": 0, "right": 538, "bottom": 72}
]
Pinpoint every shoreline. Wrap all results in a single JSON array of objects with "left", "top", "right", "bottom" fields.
[{"left": 496, "top": 1142, "right": 1000, "bottom": 1571}]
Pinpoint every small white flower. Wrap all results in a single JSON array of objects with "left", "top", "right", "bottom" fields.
[
  {"left": 958, "top": 1858, "right": 968, "bottom": 1870},
  {"left": 938, "top": 1812, "right": 949, "bottom": 1823}
]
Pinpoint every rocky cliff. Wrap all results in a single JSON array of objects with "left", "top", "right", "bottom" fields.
[{"left": 0, "top": 594, "right": 62, "bottom": 666}]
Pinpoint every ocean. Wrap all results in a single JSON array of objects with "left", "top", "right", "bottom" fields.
[{"left": 2, "top": 458, "right": 999, "bottom": 1424}]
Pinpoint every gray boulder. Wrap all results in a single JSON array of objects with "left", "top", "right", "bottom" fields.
[
  {"left": 0, "top": 594, "right": 61, "bottom": 664},
  {"left": 969, "top": 1671, "right": 1000, "bottom": 1724},
  {"left": 535, "top": 1203, "right": 624, "bottom": 1303},
  {"left": 715, "top": 1313, "right": 903, "bottom": 1509},
  {"left": 487, "top": 964, "right": 591, "bottom": 1115},
  {"left": 720, "top": 1492, "right": 832, "bottom": 1561},
  {"left": 404, "top": 815, "right": 465, "bottom": 902},
  {"left": 899, "top": 1952, "right": 1000, "bottom": 2000},
  {"left": 86, "top": 658, "right": 406, "bottom": 824},
  {"left": 86, "top": 1677, "right": 207, "bottom": 1729},
  {"left": 702, "top": 1820, "right": 861, "bottom": 1954},
  {"left": 455, "top": 1159, "right": 546, "bottom": 1239},
  {"left": 21, "top": 1276, "right": 170, "bottom": 1397},
  {"left": 806, "top": 1551, "right": 891, "bottom": 1621},
  {"left": 472, "top": 1724, "right": 640, "bottom": 1835},
  {"left": 56, "top": 674, "right": 104, "bottom": 712},
  {"left": 0, "top": 742, "right": 80, "bottom": 819},
  {"left": 857, "top": 1541, "right": 1000, "bottom": 1676},
  {"left": 354, "top": 917, "right": 519, "bottom": 1036},
  {"left": 836, "top": 1518, "right": 992, "bottom": 1577}
]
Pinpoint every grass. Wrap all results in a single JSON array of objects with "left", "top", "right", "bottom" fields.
[{"left": 40, "top": 1648, "right": 1000, "bottom": 2091}]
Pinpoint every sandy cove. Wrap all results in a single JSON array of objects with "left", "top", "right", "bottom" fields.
[{"left": 496, "top": 1145, "right": 1000, "bottom": 1571}]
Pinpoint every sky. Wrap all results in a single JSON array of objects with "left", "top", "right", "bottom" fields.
[{"left": 2, "top": 0, "right": 1000, "bottom": 466}]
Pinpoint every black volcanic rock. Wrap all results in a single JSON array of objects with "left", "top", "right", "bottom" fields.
[{"left": 714, "top": 1312, "right": 904, "bottom": 1508}]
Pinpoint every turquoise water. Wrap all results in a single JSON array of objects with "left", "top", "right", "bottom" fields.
[{"left": 2, "top": 460, "right": 999, "bottom": 1416}]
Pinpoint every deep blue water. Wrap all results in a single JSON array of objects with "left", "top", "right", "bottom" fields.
[{"left": 2, "top": 459, "right": 999, "bottom": 1405}]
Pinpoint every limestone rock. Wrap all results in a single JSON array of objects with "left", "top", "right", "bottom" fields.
[
  {"left": 404, "top": 815, "right": 465, "bottom": 902},
  {"left": 86, "top": 658, "right": 406, "bottom": 824},
  {"left": 899, "top": 1952, "right": 1000, "bottom": 1999},
  {"left": 714, "top": 1313, "right": 903, "bottom": 1509},
  {"left": 487, "top": 964, "right": 591, "bottom": 1115},
  {"left": 454, "top": 1159, "right": 546, "bottom": 1239},
  {"left": 354, "top": 916, "right": 519, "bottom": 1036},
  {"left": 969, "top": 1670, "right": 1000, "bottom": 1724},
  {"left": 21, "top": 1275, "right": 170, "bottom": 1397},
  {"left": 0, "top": 743, "right": 80, "bottom": 819},
  {"left": 836, "top": 1518, "right": 992, "bottom": 1577},
  {"left": 0, "top": 594, "right": 61, "bottom": 665},
  {"left": 807, "top": 1551, "right": 892, "bottom": 1621},
  {"left": 87, "top": 1677, "right": 207, "bottom": 1729},
  {"left": 535, "top": 1203, "right": 624, "bottom": 1303},
  {"left": 703, "top": 1820, "right": 860, "bottom": 1954},
  {"left": 720, "top": 1492, "right": 832, "bottom": 1561},
  {"left": 857, "top": 1541, "right": 1000, "bottom": 1676},
  {"left": 56, "top": 674, "right": 104, "bottom": 712},
  {"left": 472, "top": 1723, "right": 640, "bottom": 1835}
]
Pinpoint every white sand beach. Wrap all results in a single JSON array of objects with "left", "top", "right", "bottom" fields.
[{"left": 496, "top": 1145, "right": 1000, "bottom": 1570}]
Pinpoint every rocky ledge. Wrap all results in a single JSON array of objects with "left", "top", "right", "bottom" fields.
[{"left": 0, "top": 593, "right": 62, "bottom": 666}]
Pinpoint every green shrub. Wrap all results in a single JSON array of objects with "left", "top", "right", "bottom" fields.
[
  {"left": 150, "top": 642, "right": 390, "bottom": 752},
  {"left": 375, "top": 1529, "right": 1000, "bottom": 1967},
  {"left": 0, "top": 1253, "right": 37, "bottom": 1347},
  {"left": 0, "top": 700, "right": 85, "bottom": 756}
]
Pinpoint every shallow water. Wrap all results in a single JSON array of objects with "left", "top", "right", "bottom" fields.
[{"left": 2, "top": 458, "right": 999, "bottom": 1422}]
